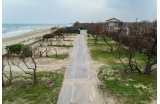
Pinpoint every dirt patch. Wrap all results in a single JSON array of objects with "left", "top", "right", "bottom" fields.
[
  {"left": 150, "top": 99, "right": 157, "bottom": 104},
  {"left": 36, "top": 57, "right": 69, "bottom": 71}
]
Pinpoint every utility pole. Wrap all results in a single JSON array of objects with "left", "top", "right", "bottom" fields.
[{"left": 136, "top": 18, "right": 138, "bottom": 22}]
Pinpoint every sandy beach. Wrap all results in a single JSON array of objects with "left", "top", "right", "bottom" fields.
[{"left": 2, "top": 28, "right": 52, "bottom": 54}]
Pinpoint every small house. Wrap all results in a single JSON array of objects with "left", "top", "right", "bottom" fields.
[
  {"left": 105, "top": 18, "right": 123, "bottom": 32},
  {"left": 106, "top": 18, "right": 121, "bottom": 27}
]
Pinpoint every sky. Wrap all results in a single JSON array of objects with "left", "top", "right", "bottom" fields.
[{"left": 2, "top": 0, "right": 157, "bottom": 24}]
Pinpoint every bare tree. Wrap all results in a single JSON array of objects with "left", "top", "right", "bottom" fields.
[
  {"left": 2, "top": 55, "right": 9, "bottom": 87},
  {"left": 100, "top": 25, "right": 114, "bottom": 53},
  {"left": 142, "top": 21, "right": 157, "bottom": 74},
  {"left": 11, "top": 47, "right": 38, "bottom": 85},
  {"left": 114, "top": 35, "right": 142, "bottom": 74},
  {"left": 87, "top": 23, "right": 102, "bottom": 44},
  {"left": 112, "top": 23, "right": 143, "bottom": 74},
  {"left": 2, "top": 54, "right": 13, "bottom": 85},
  {"left": 73, "top": 21, "right": 81, "bottom": 28}
]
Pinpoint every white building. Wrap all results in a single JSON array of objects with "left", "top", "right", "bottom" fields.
[
  {"left": 105, "top": 18, "right": 123, "bottom": 32},
  {"left": 106, "top": 18, "right": 121, "bottom": 27},
  {"left": 80, "top": 30, "right": 87, "bottom": 35}
]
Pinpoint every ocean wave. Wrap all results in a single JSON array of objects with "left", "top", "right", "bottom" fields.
[
  {"left": 2, "top": 24, "right": 71, "bottom": 38},
  {"left": 2, "top": 25, "right": 52, "bottom": 38},
  {"left": 2, "top": 29, "right": 34, "bottom": 38}
]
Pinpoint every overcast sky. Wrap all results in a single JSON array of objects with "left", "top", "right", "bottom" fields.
[{"left": 2, "top": 0, "right": 157, "bottom": 24}]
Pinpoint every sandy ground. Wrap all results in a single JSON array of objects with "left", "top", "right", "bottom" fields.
[
  {"left": 3, "top": 47, "right": 71, "bottom": 72},
  {"left": 2, "top": 28, "right": 52, "bottom": 54},
  {"left": 3, "top": 31, "right": 77, "bottom": 72}
]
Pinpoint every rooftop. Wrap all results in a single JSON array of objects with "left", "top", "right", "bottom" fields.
[{"left": 106, "top": 18, "right": 121, "bottom": 22}]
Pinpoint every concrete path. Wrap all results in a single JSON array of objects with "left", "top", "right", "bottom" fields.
[{"left": 57, "top": 35, "right": 104, "bottom": 104}]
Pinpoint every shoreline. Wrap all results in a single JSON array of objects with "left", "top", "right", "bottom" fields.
[
  {"left": 2, "top": 27, "right": 51, "bottom": 40},
  {"left": 2, "top": 27, "right": 52, "bottom": 54},
  {"left": 2, "top": 26, "right": 51, "bottom": 39}
]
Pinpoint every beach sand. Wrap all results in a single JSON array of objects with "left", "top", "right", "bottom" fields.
[
  {"left": 2, "top": 28, "right": 77, "bottom": 73},
  {"left": 2, "top": 28, "right": 52, "bottom": 54}
]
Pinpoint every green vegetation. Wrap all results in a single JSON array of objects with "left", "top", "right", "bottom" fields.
[
  {"left": 52, "top": 45, "right": 73, "bottom": 48},
  {"left": 54, "top": 27, "right": 79, "bottom": 34},
  {"left": 42, "top": 34, "right": 54, "bottom": 39},
  {"left": 98, "top": 66, "right": 156, "bottom": 104},
  {"left": 21, "top": 45, "right": 32, "bottom": 57},
  {"left": 88, "top": 38, "right": 147, "bottom": 69},
  {"left": 6, "top": 44, "right": 30, "bottom": 55},
  {"left": 6, "top": 44, "right": 22, "bottom": 54},
  {"left": 48, "top": 54, "right": 69, "bottom": 59},
  {"left": 3, "top": 71, "right": 64, "bottom": 104},
  {"left": 87, "top": 37, "right": 157, "bottom": 104}
]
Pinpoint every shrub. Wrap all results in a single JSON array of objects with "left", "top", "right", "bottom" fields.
[
  {"left": 6, "top": 44, "right": 22, "bottom": 54},
  {"left": 54, "top": 27, "right": 79, "bottom": 34},
  {"left": 21, "top": 45, "right": 31, "bottom": 57},
  {"left": 6, "top": 44, "right": 31, "bottom": 57},
  {"left": 54, "top": 28, "right": 67, "bottom": 34},
  {"left": 42, "top": 34, "right": 54, "bottom": 40}
]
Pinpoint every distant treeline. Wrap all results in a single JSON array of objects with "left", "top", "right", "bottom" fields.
[{"left": 54, "top": 27, "right": 80, "bottom": 34}]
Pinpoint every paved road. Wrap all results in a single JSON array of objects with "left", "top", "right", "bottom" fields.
[
  {"left": 66, "top": 35, "right": 92, "bottom": 79},
  {"left": 57, "top": 35, "right": 103, "bottom": 104}
]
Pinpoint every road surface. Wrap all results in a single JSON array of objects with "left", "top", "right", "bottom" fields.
[{"left": 57, "top": 34, "right": 104, "bottom": 104}]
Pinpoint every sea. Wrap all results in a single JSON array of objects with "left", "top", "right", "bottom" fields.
[{"left": 2, "top": 24, "right": 72, "bottom": 38}]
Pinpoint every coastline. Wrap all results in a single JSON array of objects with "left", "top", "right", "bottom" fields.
[{"left": 2, "top": 27, "right": 52, "bottom": 54}]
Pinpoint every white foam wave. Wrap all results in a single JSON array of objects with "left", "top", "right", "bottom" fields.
[
  {"left": 2, "top": 23, "right": 71, "bottom": 38},
  {"left": 2, "top": 26, "right": 52, "bottom": 38},
  {"left": 2, "top": 29, "right": 34, "bottom": 38}
]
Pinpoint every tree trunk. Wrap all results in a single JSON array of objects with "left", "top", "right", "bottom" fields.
[
  {"left": 134, "top": 65, "right": 142, "bottom": 74},
  {"left": 144, "top": 39, "right": 157, "bottom": 74},
  {"left": 2, "top": 62, "right": 5, "bottom": 87},
  {"left": 2, "top": 74, "right": 4, "bottom": 87},
  {"left": 8, "top": 59, "right": 12, "bottom": 85},
  {"left": 145, "top": 64, "right": 152, "bottom": 74},
  {"left": 94, "top": 38, "right": 98, "bottom": 44},
  {"left": 92, "top": 34, "right": 99, "bottom": 44},
  {"left": 53, "top": 47, "right": 58, "bottom": 57},
  {"left": 33, "top": 71, "right": 37, "bottom": 85},
  {"left": 40, "top": 52, "right": 42, "bottom": 57},
  {"left": 105, "top": 41, "right": 113, "bottom": 53}
]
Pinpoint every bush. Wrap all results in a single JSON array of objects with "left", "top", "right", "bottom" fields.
[
  {"left": 54, "top": 27, "right": 79, "bottom": 34},
  {"left": 21, "top": 45, "right": 31, "bottom": 57},
  {"left": 66, "top": 27, "right": 78, "bottom": 33},
  {"left": 6, "top": 44, "right": 31, "bottom": 57},
  {"left": 42, "top": 34, "right": 54, "bottom": 40},
  {"left": 54, "top": 28, "right": 67, "bottom": 34},
  {"left": 6, "top": 44, "right": 22, "bottom": 54}
]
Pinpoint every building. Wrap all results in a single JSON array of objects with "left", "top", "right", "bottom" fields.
[
  {"left": 105, "top": 18, "right": 129, "bottom": 34},
  {"left": 80, "top": 30, "right": 87, "bottom": 35},
  {"left": 106, "top": 18, "right": 121, "bottom": 27}
]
